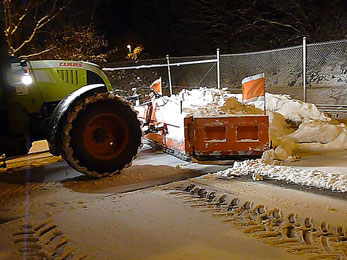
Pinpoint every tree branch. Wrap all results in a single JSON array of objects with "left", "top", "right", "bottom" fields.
[
  {"left": 258, "top": 18, "right": 303, "bottom": 34},
  {"left": 10, "top": 5, "right": 32, "bottom": 36},
  {"left": 8, "top": 0, "right": 71, "bottom": 55},
  {"left": 19, "top": 47, "right": 55, "bottom": 59}
]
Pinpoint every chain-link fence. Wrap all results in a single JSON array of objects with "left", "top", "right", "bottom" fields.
[
  {"left": 104, "top": 39, "right": 347, "bottom": 105},
  {"left": 221, "top": 46, "right": 303, "bottom": 99},
  {"left": 104, "top": 55, "right": 218, "bottom": 96},
  {"left": 306, "top": 40, "right": 347, "bottom": 104}
]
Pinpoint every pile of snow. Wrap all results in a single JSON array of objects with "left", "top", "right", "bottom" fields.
[
  {"left": 217, "top": 157, "right": 347, "bottom": 192},
  {"left": 251, "top": 93, "right": 330, "bottom": 123},
  {"left": 296, "top": 125, "right": 347, "bottom": 151},
  {"left": 137, "top": 87, "right": 347, "bottom": 158},
  {"left": 137, "top": 88, "right": 236, "bottom": 142},
  {"left": 247, "top": 92, "right": 347, "bottom": 158},
  {"left": 289, "top": 121, "right": 342, "bottom": 144}
]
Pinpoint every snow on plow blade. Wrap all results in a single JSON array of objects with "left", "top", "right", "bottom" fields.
[{"left": 184, "top": 115, "right": 270, "bottom": 160}]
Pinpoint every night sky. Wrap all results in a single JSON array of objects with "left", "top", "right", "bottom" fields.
[
  {"left": 77, "top": 0, "right": 347, "bottom": 57},
  {"left": 4, "top": 0, "right": 347, "bottom": 59},
  {"left": 74, "top": 0, "right": 193, "bottom": 57}
]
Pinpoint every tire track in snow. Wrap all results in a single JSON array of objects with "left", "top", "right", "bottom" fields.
[
  {"left": 166, "top": 184, "right": 347, "bottom": 260},
  {"left": 0, "top": 183, "right": 59, "bottom": 200},
  {"left": 7, "top": 218, "right": 87, "bottom": 260}
]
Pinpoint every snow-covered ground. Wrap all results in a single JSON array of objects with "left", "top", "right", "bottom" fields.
[
  {"left": 1, "top": 94, "right": 346, "bottom": 259},
  {"left": 217, "top": 155, "right": 347, "bottom": 192}
]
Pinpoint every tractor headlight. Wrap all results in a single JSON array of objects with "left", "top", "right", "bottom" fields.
[{"left": 21, "top": 74, "right": 33, "bottom": 85}]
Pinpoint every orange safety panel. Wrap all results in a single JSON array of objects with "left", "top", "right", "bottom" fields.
[{"left": 242, "top": 73, "right": 265, "bottom": 102}]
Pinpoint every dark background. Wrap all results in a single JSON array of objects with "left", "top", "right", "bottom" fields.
[
  {"left": 74, "top": 0, "right": 347, "bottom": 56},
  {"left": 2, "top": 0, "right": 347, "bottom": 60}
]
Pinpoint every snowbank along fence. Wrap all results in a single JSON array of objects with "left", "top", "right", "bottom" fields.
[{"left": 103, "top": 38, "right": 347, "bottom": 106}]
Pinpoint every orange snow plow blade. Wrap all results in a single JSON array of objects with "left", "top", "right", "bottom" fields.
[
  {"left": 184, "top": 115, "right": 269, "bottom": 159},
  {"left": 143, "top": 114, "right": 269, "bottom": 161}
]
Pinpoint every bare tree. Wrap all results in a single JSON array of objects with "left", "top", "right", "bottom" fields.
[
  {"left": 2, "top": 0, "right": 71, "bottom": 56},
  {"left": 183, "top": 0, "right": 346, "bottom": 53},
  {"left": 28, "top": 24, "right": 119, "bottom": 64}
]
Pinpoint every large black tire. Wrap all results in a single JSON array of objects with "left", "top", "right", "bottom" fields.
[{"left": 60, "top": 92, "right": 142, "bottom": 178}]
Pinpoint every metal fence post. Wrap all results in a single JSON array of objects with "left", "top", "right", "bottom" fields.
[
  {"left": 302, "top": 37, "right": 307, "bottom": 102},
  {"left": 166, "top": 55, "right": 173, "bottom": 96},
  {"left": 217, "top": 48, "right": 221, "bottom": 89}
]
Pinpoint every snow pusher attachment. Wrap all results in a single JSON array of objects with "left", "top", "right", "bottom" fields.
[
  {"left": 139, "top": 106, "right": 269, "bottom": 162},
  {"left": 134, "top": 86, "right": 269, "bottom": 162},
  {"left": 184, "top": 115, "right": 269, "bottom": 160}
]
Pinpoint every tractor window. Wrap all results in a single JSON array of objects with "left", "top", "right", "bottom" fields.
[{"left": 87, "top": 71, "right": 105, "bottom": 85}]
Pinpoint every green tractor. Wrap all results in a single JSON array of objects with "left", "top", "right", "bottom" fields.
[{"left": 0, "top": 58, "right": 142, "bottom": 178}]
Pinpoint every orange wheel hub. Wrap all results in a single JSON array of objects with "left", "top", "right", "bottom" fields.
[{"left": 84, "top": 113, "right": 129, "bottom": 160}]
